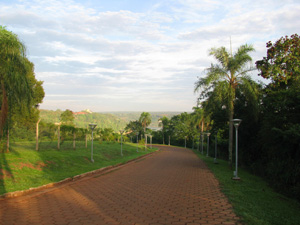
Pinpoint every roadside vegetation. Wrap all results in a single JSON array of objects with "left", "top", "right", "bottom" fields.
[
  {"left": 1, "top": 25, "right": 300, "bottom": 224},
  {"left": 194, "top": 150, "right": 300, "bottom": 225},
  {"left": 141, "top": 34, "right": 300, "bottom": 204}
]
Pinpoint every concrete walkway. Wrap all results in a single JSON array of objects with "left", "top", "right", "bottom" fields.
[{"left": 0, "top": 145, "right": 240, "bottom": 225}]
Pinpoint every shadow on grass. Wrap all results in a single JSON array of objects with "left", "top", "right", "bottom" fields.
[
  {"left": 0, "top": 140, "right": 154, "bottom": 196},
  {"left": 0, "top": 150, "right": 15, "bottom": 195}
]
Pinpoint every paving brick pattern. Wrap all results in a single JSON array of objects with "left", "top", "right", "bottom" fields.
[{"left": 0, "top": 146, "right": 241, "bottom": 225}]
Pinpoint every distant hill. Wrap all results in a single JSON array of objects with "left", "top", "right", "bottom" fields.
[
  {"left": 39, "top": 110, "right": 127, "bottom": 131},
  {"left": 106, "top": 112, "right": 182, "bottom": 127},
  {"left": 40, "top": 110, "right": 182, "bottom": 131}
]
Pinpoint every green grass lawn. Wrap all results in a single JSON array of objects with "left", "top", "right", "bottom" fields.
[
  {"left": 193, "top": 150, "right": 300, "bottom": 225},
  {"left": 0, "top": 141, "right": 156, "bottom": 195}
]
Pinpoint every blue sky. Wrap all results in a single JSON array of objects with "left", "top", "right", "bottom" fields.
[{"left": 1, "top": 0, "right": 299, "bottom": 112}]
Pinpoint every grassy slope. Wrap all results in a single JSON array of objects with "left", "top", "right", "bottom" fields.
[
  {"left": 193, "top": 150, "right": 300, "bottom": 225},
  {"left": 39, "top": 110, "right": 128, "bottom": 131},
  {"left": 0, "top": 142, "right": 156, "bottom": 195}
]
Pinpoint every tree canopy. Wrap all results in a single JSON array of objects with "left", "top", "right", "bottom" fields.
[
  {"left": 0, "top": 26, "right": 44, "bottom": 138},
  {"left": 256, "top": 34, "right": 300, "bottom": 85},
  {"left": 139, "top": 112, "right": 151, "bottom": 133},
  {"left": 60, "top": 109, "right": 75, "bottom": 125},
  {"left": 195, "top": 44, "right": 255, "bottom": 166}
]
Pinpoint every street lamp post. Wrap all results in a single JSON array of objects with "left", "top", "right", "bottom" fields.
[
  {"left": 89, "top": 123, "right": 97, "bottom": 163},
  {"left": 150, "top": 135, "right": 152, "bottom": 149},
  {"left": 136, "top": 132, "right": 139, "bottom": 152},
  {"left": 145, "top": 134, "right": 147, "bottom": 150},
  {"left": 120, "top": 130, "right": 125, "bottom": 156},
  {"left": 231, "top": 119, "right": 242, "bottom": 180},
  {"left": 206, "top": 132, "right": 211, "bottom": 157},
  {"left": 184, "top": 136, "right": 187, "bottom": 149}
]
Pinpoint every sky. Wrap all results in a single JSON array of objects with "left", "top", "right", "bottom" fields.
[{"left": 0, "top": 0, "right": 299, "bottom": 112}]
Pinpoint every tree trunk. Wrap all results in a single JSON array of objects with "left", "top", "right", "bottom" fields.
[
  {"left": 228, "top": 87, "right": 235, "bottom": 167},
  {"left": 0, "top": 81, "right": 8, "bottom": 136},
  {"left": 36, "top": 119, "right": 41, "bottom": 151}
]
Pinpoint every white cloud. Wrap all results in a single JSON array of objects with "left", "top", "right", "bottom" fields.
[{"left": 1, "top": 0, "right": 299, "bottom": 112}]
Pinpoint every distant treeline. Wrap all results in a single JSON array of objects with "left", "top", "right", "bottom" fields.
[{"left": 39, "top": 110, "right": 181, "bottom": 131}]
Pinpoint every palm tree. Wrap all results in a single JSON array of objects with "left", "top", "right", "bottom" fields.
[
  {"left": 139, "top": 112, "right": 151, "bottom": 133},
  {"left": 158, "top": 116, "right": 169, "bottom": 145},
  {"left": 0, "top": 26, "right": 32, "bottom": 136},
  {"left": 195, "top": 44, "right": 255, "bottom": 166},
  {"left": 191, "top": 107, "right": 205, "bottom": 133}
]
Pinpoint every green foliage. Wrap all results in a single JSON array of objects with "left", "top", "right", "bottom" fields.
[
  {"left": 253, "top": 34, "right": 300, "bottom": 201},
  {"left": 60, "top": 109, "right": 74, "bottom": 125},
  {"left": 40, "top": 110, "right": 127, "bottom": 131},
  {"left": 139, "top": 112, "right": 151, "bottom": 132},
  {"left": 125, "top": 120, "right": 143, "bottom": 133},
  {"left": 158, "top": 116, "right": 170, "bottom": 144},
  {"left": 195, "top": 44, "right": 256, "bottom": 166},
  {"left": 109, "top": 111, "right": 180, "bottom": 127},
  {"left": 256, "top": 34, "right": 300, "bottom": 85},
  {"left": 151, "top": 112, "right": 199, "bottom": 148},
  {"left": 0, "top": 26, "right": 44, "bottom": 137},
  {"left": 257, "top": 83, "right": 300, "bottom": 200},
  {"left": 195, "top": 151, "right": 300, "bottom": 225},
  {"left": 101, "top": 128, "right": 115, "bottom": 141},
  {"left": 191, "top": 34, "right": 300, "bottom": 203}
]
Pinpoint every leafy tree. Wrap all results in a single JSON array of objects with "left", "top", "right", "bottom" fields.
[
  {"left": 11, "top": 59, "right": 45, "bottom": 126},
  {"left": 139, "top": 112, "right": 151, "bottom": 133},
  {"left": 256, "top": 34, "right": 300, "bottom": 200},
  {"left": 191, "top": 107, "right": 210, "bottom": 134},
  {"left": 60, "top": 109, "right": 75, "bottom": 125},
  {"left": 172, "top": 113, "right": 192, "bottom": 145},
  {"left": 125, "top": 120, "right": 143, "bottom": 142},
  {"left": 0, "top": 26, "right": 33, "bottom": 136},
  {"left": 125, "top": 120, "right": 142, "bottom": 133},
  {"left": 256, "top": 34, "right": 300, "bottom": 86},
  {"left": 195, "top": 44, "right": 255, "bottom": 166},
  {"left": 101, "top": 128, "right": 115, "bottom": 141},
  {"left": 158, "top": 116, "right": 170, "bottom": 145}
]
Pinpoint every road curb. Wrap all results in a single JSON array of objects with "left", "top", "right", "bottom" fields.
[{"left": 0, "top": 149, "right": 160, "bottom": 200}]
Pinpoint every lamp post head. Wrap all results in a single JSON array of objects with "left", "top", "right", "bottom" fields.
[
  {"left": 231, "top": 119, "right": 242, "bottom": 128},
  {"left": 207, "top": 132, "right": 211, "bottom": 137},
  {"left": 120, "top": 130, "right": 124, "bottom": 134},
  {"left": 89, "top": 123, "right": 97, "bottom": 131}
]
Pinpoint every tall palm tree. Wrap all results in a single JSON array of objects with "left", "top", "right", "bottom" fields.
[
  {"left": 195, "top": 44, "right": 255, "bottom": 166},
  {"left": 139, "top": 112, "right": 151, "bottom": 133},
  {"left": 0, "top": 26, "right": 32, "bottom": 135},
  {"left": 191, "top": 107, "right": 205, "bottom": 133},
  {"left": 158, "top": 116, "right": 169, "bottom": 145}
]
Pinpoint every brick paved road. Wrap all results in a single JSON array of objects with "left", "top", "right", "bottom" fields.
[{"left": 0, "top": 146, "right": 240, "bottom": 225}]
